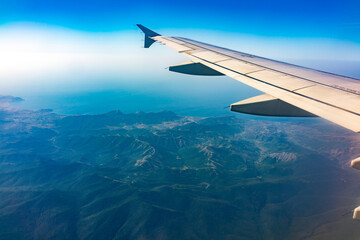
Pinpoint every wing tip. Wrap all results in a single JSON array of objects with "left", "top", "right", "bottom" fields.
[
  {"left": 136, "top": 24, "right": 161, "bottom": 37},
  {"left": 137, "top": 24, "right": 161, "bottom": 48}
]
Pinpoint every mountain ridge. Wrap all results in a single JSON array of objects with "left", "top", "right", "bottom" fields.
[{"left": 0, "top": 104, "right": 359, "bottom": 239}]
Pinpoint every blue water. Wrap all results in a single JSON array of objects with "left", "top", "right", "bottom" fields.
[
  {"left": 11, "top": 87, "right": 322, "bottom": 128},
  {"left": 10, "top": 58, "right": 360, "bottom": 124},
  {"left": 14, "top": 85, "right": 258, "bottom": 117}
]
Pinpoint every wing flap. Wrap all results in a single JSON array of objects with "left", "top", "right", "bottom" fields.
[
  {"left": 295, "top": 85, "right": 360, "bottom": 114},
  {"left": 246, "top": 70, "right": 315, "bottom": 91},
  {"left": 217, "top": 60, "right": 265, "bottom": 75},
  {"left": 191, "top": 51, "right": 232, "bottom": 62}
]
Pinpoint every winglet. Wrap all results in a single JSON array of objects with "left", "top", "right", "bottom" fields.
[{"left": 136, "top": 24, "right": 161, "bottom": 48}]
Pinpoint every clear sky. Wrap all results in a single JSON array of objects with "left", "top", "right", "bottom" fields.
[
  {"left": 1, "top": 0, "right": 360, "bottom": 115},
  {"left": 2, "top": 0, "right": 360, "bottom": 40}
]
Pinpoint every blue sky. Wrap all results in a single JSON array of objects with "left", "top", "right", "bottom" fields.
[
  {"left": 1, "top": 0, "right": 360, "bottom": 41},
  {"left": 0, "top": 0, "right": 360, "bottom": 116}
]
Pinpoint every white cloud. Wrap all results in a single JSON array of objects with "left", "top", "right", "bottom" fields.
[
  {"left": 0, "top": 23, "right": 186, "bottom": 94},
  {"left": 0, "top": 23, "right": 359, "bottom": 95}
]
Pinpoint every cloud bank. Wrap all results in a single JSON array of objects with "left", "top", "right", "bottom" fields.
[{"left": 0, "top": 23, "right": 359, "bottom": 95}]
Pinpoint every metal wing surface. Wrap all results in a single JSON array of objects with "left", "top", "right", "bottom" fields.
[{"left": 137, "top": 25, "right": 360, "bottom": 133}]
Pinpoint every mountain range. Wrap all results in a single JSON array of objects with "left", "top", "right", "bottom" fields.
[{"left": 0, "top": 100, "right": 360, "bottom": 239}]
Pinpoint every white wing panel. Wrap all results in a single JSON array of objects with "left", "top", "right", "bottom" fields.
[
  {"left": 247, "top": 70, "right": 315, "bottom": 91},
  {"left": 192, "top": 51, "right": 232, "bottom": 63},
  {"left": 295, "top": 85, "right": 360, "bottom": 114},
  {"left": 217, "top": 60, "right": 265, "bottom": 74}
]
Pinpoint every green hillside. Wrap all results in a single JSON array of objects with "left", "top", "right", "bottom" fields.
[{"left": 0, "top": 106, "right": 359, "bottom": 240}]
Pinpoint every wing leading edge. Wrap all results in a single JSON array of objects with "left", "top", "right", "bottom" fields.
[{"left": 137, "top": 25, "right": 360, "bottom": 133}]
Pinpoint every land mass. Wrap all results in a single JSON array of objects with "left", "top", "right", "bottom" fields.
[{"left": 0, "top": 101, "right": 360, "bottom": 240}]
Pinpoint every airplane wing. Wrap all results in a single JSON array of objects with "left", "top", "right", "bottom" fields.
[{"left": 137, "top": 24, "right": 360, "bottom": 133}]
